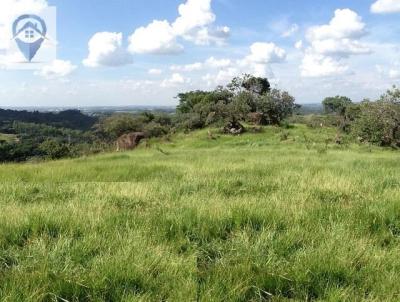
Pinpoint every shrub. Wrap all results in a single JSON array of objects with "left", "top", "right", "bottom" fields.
[
  {"left": 143, "top": 122, "right": 169, "bottom": 138},
  {"left": 96, "top": 112, "right": 173, "bottom": 140},
  {"left": 352, "top": 100, "right": 400, "bottom": 147},
  {"left": 98, "top": 114, "right": 146, "bottom": 139},
  {"left": 39, "top": 139, "right": 71, "bottom": 159},
  {"left": 178, "top": 113, "right": 205, "bottom": 131}
]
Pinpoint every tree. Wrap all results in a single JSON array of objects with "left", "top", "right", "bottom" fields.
[
  {"left": 255, "top": 89, "right": 296, "bottom": 125},
  {"left": 341, "top": 103, "right": 362, "bottom": 133},
  {"left": 227, "top": 74, "right": 270, "bottom": 95},
  {"left": 322, "top": 96, "right": 353, "bottom": 115},
  {"left": 176, "top": 88, "right": 235, "bottom": 130},
  {"left": 380, "top": 86, "right": 400, "bottom": 104},
  {"left": 176, "top": 91, "right": 215, "bottom": 114},
  {"left": 175, "top": 74, "right": 297, "bottom": 130},
  {"left": 97, "top": 114, "right": 147, "bottom": 139},
  {"left": 352, "top": 100, "right": 400, "bottom": 147},
  {"left": 242, "top": 76, "right": 271, "bottom": 95}
]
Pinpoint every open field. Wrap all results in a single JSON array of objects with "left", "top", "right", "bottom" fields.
[
  {"left": 0, "top": 134, "right": 17, "bottom": 143},
  {"left": 1, "top": 125, "right": 400, "bottom": 301}
]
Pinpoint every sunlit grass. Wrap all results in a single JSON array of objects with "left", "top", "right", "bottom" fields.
[
  {"left": 1, "top": 125, "right": 400, "bottom": 301},
  {"left": 0, "top": 133, "right": 17, "bottom": 143}
]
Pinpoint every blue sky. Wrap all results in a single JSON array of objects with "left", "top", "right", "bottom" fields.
[{"left": 0, "top": 0, "right": 400, "bottom": 107}]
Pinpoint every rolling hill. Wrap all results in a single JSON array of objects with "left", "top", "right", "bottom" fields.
[{"left": 0, "top": 125, "right": 399, "bottom": 301}]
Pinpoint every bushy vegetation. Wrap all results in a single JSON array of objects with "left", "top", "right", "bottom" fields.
[
  {"left": 95, "top": 112, "right": 173, "bottom": 141},
  {"left": 0, "top": 125, "right": 399, "bottom": 301},
  {"left": 352, "top": 100, "right": 400, "bottom": 147},
  {"left": 1, "top": 77, "right": 399, "bottom": 163},
  {"left": 176, "top": 75, "right": 297, "bottom": 131},
  {"left": 303, "top": 87, "right": 400, "bottom": 148},
  {"left": 0, "top": 121, "right": 101, "bottom": 162}
]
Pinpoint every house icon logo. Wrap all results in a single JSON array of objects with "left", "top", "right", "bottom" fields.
[{"left": 12, "top": 14, "right": 47, "bottom": 62}]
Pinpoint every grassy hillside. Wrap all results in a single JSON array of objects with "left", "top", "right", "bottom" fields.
[
  {"left": 1, "top": 125, "right": 400, "bottom": 301},
  {"left": 0, "top": 133, "right": 17, "bottom": 143}
]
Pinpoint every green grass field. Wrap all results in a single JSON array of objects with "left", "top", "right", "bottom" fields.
[
  {"left": 0, "top": 133, "right": 17, "bottom": 143},
  {"left": 1, "top": 125, "right": 400, "bottom": 301}
]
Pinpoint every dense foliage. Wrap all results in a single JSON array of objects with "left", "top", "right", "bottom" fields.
[
  {"left": 0, "top": 121, "right": 100, "bottom": 162},
  {"left": 313, "top": 87, "right": 400, "bottom": 147},
  {"left": 0, "top": 109, "right": 97, "bottom": 131},
  {"left": 322, "top": 96, "right": 353, "bottom": 115},
  {"left": 95, "top": 112, "right": 173, "bottom": 140},
  {"left": 176, "top": 74, "right": 298, "bottom": 131},
  {"left": 352, "top": 90, "right": 400, "bottom": 147}
]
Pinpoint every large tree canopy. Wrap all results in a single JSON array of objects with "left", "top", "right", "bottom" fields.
[
  {"left": 176, "top": 74, "right": 297, "bottom": 130},
  {"left": 322, "top": 96, "right": 353, "bottom": 116}
]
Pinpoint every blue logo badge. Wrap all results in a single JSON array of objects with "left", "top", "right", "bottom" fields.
[{"left": 12, "top": 14, "right": 47, "bottom": 62}]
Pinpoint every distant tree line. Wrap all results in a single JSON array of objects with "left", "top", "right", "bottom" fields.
[
  {"left": 0, "top": 109, "right": 97, "bottom": 131},
  {"left": 0, "top": 109, "right": 102, "bottom": 161},
  {"left": 0, "top": 121, "right": 103, "bottom": 162}
]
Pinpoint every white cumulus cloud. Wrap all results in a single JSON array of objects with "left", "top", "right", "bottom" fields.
[
  {"left": 172, "top": 0, "right": 216, "bottom": 35},
  {"left": 161, "top": 73, "right": 189, "bottom": 87},
  {"left": 182, "top": 26, "right": 230, "bottom": 46},
  {"left": 295, "top": 40, "right": 303, "bottom": 49},
  {"left": 205, "top": 57, "right": 232, "bottom": 68},
  {"left": 237, "top": 42, "right": 286, "bottom": 78},
  {"left": 301, "top": 9, "right": 371, "bottom": 77},
  {"left": 244, "top": 42, "right": 287, "bottom": 64},
  {"left": 128, "top": 20, "right": 183, "bottom": 55},
  {"left": 170, "top": 62, "right": 203, "bottom": 72},
  {"left": 306, "top": 9, "right": 367, "bottom": 41},
  {"left": 83, "top": 32, "right": 133, "bottom": 67},
  {"left": 128, "top": 0, "right": 229, "bottom": 55},
  {"left": 202, "top": 42, "right": 286, "bottom": 87},
  {"left": 35, "top": 59, "right": 77, "bottom": 79},
  {"left": 371, "top": 0, "right": 400, "bottom": 14},
  {"left": 169, "top": 56, "right": 232, "bottom": 73},
  {"left": 301, "top": 53, "right": 349, "bottom": 78},
  {"left": 148, "top": 68, "right": 163, "bottom": 75},
  {"left": 202, "top": 67, "right": 239, "bottom": 87}
]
